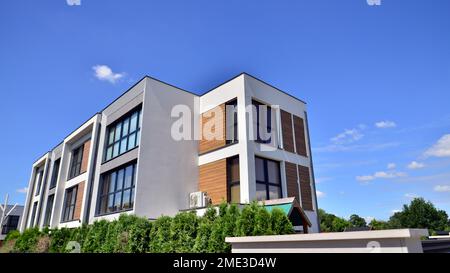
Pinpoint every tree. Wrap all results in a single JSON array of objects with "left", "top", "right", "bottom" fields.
[
  {"left": 318, "top": 209, "right": 338, "bottom": 232},
  {"left": 331, "top": 217, "right": 351, "bottom": 232},
  {"left": 349, "top": 214, "right": 367, "bottom": 228},
  {"left": 369, "top": 219, "right": 390, "bottom": 230},
  {"left": 388, "top": 198, "right": 449, "bottom": 232}
]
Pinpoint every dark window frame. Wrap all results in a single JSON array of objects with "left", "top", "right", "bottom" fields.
[
  {"left": 30, "top": 202, "right": 38, "bottom": 228},
  {"left": 104, "top": 107, "right": 142, "bottom": 162},
  {"left": 49, "top": 159, "right": 61, "bottom": 189},
  {"left": 227, "top": 156, "right": 240, "bottom": 203},
  {"left": 43, "top": 194, "right": 55, "bottom": 227},
  {"left": 255, "top": 156, "right": 282, "bottom": 201},
  {"left": 68, "top": 144, "right": 84, "bottom": 180},
  {"left": 61, "top": 185, "right": 78, "bottom": 222},
  {"left": 35, "top": 170, "right": 44, "bottom": 196},
  {"left": 2, "top": 215, "right": 20, "bottom": 235},
  {"left": 225, "top": 99, "right": 239, "bottom": 145},
  {"left": 252, "top": 100, "right": 272, "bottom": 144},
  {"left": 96, "top": 162, "right": 136, "bottom": 216}
]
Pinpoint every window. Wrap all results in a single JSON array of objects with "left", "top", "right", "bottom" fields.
[
  {"left": 49, "top": 159, "right": 61, "bottom": 189},
  {"left": 252, "top": 100, "right": 272, "bottom": 144},
  {"left": 227, "top": 156, "right": 240, "bottom": 203},
  {"left": 226, "top": 99, "right": 238, "bottom": 144},
  {"left": 2, "top": 215, "right": 20, "bottom": 235},
  {"left": 62, "top": 186, "right": 78, "bottom": 222},
  {"left": 97, "top": 162, "right": 136, "bottom": 215},
  {"left": 29, "top": 202, "right": 38, "bottom": 228},
  {"left": 104, "top": 108, "right": 142, "bottom": 161},
  {"left": 255, "top": 157, "right": 282, "bottom": 201},
  {"left": 35, "top": 170, "right": 43, "bottom": 196},
  {"left": 43, "top": 194, "right": 54, "bottom": 227},
  {"left": 69, "top": 145, "right": 84, "bottom": 179}
]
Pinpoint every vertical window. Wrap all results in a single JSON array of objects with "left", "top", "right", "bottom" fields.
[
  {"left": 2, "top": 215, "right": 20, "bottom": 235},
  {"left": 227, "top": 156, "right": 240, "bottom": 203},
  {"left": 69, "top": 145, "right": 84, "bottom": 179},
  {"left": 255, "top": 157, "right": 282, "bottom": 201},
  {"left": 252, "top": 100, "right": 272, "bottom": 144},
  {"left": 29, "top": 202, "right": 38, "bottom": 228},
  {"left": 226, "top": 99, "right": 238, "bottom": 144},
  {"left": 104, "top": 108, "right": 142, "bottom": 162},
  {"left": 35, "top": 170, "right": 43, "bottom": 196},
  {"left": 49, "top": 159, "right": 61, "bottom": 189},
  {"left": 97, "top": 162, "right": 136, "bottom": 215},
  {"left": 43, "top": 194, "right": 55, "bottom": 227},
  {"left": 62, "top": 186, "right": 78, "bottom": 222}
]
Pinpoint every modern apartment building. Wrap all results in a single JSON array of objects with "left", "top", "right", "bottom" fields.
[{"left": 20, "top": 73, "right": 320, "bottom": 233}]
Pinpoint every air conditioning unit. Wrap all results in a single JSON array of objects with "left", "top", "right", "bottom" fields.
[{"left": 189, "top": 191, "right": 210, "bottom": 209}]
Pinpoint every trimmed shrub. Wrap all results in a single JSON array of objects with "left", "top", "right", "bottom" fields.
[
  {"left": 127, "top": 217, "right": 152, "bottom": 253},
  {"left": 170, "top": 212, "right": 199, "bottom": 253},
  {"left": 271, "top": 208, "right": 294, "bottom": 234},
  {"left": 82, "top": 220, "right": 109, "bottom": 253},
  {"left": 149, "top": 216, "right": 173, "bottom": 253},
  {"left": 14, "top": 227, "right": 41, "bottom": 253}
]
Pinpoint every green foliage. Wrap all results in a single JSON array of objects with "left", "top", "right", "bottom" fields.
[
  {"left": 4, "top": 230, "right": 20, "bottom": 242},
  {"left": 389, "top": 198, "right": 449, "bottom": 232},
  {"left": 349, "top": 214, "right": 367, "bottom": 228},
  {"left": 369, "top": 219, "right": 391, "bottom": 230},
  {"left": 2, "top": 202, "right": 297, "bottom": 253},
  {"left": 149, "top": 216, "right": 173, "bottom": 253},
  {"left": 14, "top": 227, "right": 41, "bottom": 253}
]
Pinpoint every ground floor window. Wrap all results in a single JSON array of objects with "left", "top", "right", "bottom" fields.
[
  {"left": 255, "top": 156, "right": 282, "bottom": 201},
  {"left": 97, "top": 162, "right": 136, "bottom": 215},
  {"left": 2, "top": 215, "right": 20, "bottom": 235},
  {"left": 227, "top": 156, "right": 240, "bottom": 203}
]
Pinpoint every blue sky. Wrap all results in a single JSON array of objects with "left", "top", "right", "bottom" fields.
[{"left": 1, "top": 0, "right": 449, "bottom": 221}]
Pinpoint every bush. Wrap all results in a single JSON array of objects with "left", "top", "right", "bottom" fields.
[
  {"left": 5, "top": 202, "right": 296, "bottom": 253},
  {"left": 4, "top": 230, "right": 20, "bottom": 242}
]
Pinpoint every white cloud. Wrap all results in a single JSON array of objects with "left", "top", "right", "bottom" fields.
[
  {"left": 375, "top": 120, "right": 397, "bottom": 129},
  {"left": 424, "top": 134, "right": 450, "bottom": 158},
  {"left": 316, "top": 191, "right": 326, "bottom": 198},
  {"left": 364, "top": 216, "right": 375, "bottom": 223},
  {"left": 434, "top": 185, "right": 450, "bottom": 192},
  {"left": 407, "top": 161, "right": 425, "bottom": 170},
  {"left": 356, "top": 171, "right": 407, "bottom": 183},
  {"left": 92, "top": 65, "right": 124, "bottom": 84},
  {"left": 404, "top": 193, "right": 419, "bottom": 199},
  {"left": 16, "top": 187, "right": 28, "bottom": 194},
  {"left": 387, "top": 163, "right": 396, "bottom": 169},
  {"left": 330, "top": 125, "right": 366, "bottom": 145},
  {"left": 315, "top": 177, "right": 332, "bottom": 184}
]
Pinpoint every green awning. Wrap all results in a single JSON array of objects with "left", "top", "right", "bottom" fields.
[{"left": 264, "top": 203, "right": 293, "bottom": 215}]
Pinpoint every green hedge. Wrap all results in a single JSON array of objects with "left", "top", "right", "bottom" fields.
[{"left": 0, "top": 202, "right": 293, "bottom": 253}]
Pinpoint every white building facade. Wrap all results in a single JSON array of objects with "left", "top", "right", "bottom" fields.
[{"left": 20, "top": 73, "right": 320, "bottom": 233}]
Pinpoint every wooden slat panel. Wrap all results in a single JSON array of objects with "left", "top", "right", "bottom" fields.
[
  {"left": 199, "top": 159, "right": 227, "bottom": 205},
  {"left": 73, "top": 181, "right": 85, "bottom": 220},
  {"left": 298, "top": 165, "right": 314, "bottom": 211},
  {"left": 281, "top": 110, "right": 295, "bottom": 153},
  {"left": 285, "top": 162, "right": 300, "bottom": 202},
  {"left": 293, "top": 115, "right": 308, "bottom": 157},
  {"left": 199, "top": 104, "right": 226, "bottom": 154},
  {"left": 80, "top": 140, "right": 91, "bottom": 173}
]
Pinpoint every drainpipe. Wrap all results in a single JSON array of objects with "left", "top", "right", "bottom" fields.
[{"left": 304, "top": 111, "right": 321, "bottom": 233}]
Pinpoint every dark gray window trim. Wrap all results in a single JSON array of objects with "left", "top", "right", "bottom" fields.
[{"left": 255, "top": 156, "right": 282, "bottom": 201}]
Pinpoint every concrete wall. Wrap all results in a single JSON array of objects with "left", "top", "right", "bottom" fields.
[{"left": 226, "top": 229, "right": 428, "bottom": 253}]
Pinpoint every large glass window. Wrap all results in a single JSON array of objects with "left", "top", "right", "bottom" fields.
[
  {"left": 34, "top": 170, "right": 43, "bottom": 196},
  {"left": 255, "top": 157, "right": 282, "bottom": 201},
  {"left": 2, "top": 215, "right": 20, "bottom": 235},
  {"left": 69, "top": 145, "right": 84, "bottom": 179},
  {"left": 252, "top": 100, "right": 272, "bottom": 144},
  {"left": 43, "top": 194, "right": 54, "bottom": 227},
  {"left": 62, "top": 186, "right": 78, "bottom": 222},
  {"left": 104, "top": 108, "right": 142, "bottom": 162},
  {"left": 49, "top": 159, "right": 60, "bottom": 189},
  {"left": 227, "top": 156, "right": 240, "bottom": 203},
  {"left": 29, "top": 202, "right": 38, "bottom": 228},
  {"left": 226, "top": 99, "right": 238, "bottom": 144},
  {"left": 97, "top": 162, "right": 136, "bottom": 215}
]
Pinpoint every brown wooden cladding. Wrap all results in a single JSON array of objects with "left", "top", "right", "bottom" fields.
[
  {"left": 73, "top": 181, "right": 85, "bottom": 220},
  {"left": 80, "top": 140, "right": 91, "bottom": 173},
  {"left": 281, "top": 110, "right": 295, "bottom": 153},
  {"left": 293, "top": 115, "right": 308, "bottom": 157},
  {"left": 298, "top": 165, "right": 314, "bottom": 211},
  {"left": 285, "top": 162, "right": 300, "bottom": 202},
  {"left": 199, "top": 104, "right": 226, "bottom": 154},
  {"left": 199, "top": 159, "right": 227, "bottom": 205}
]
